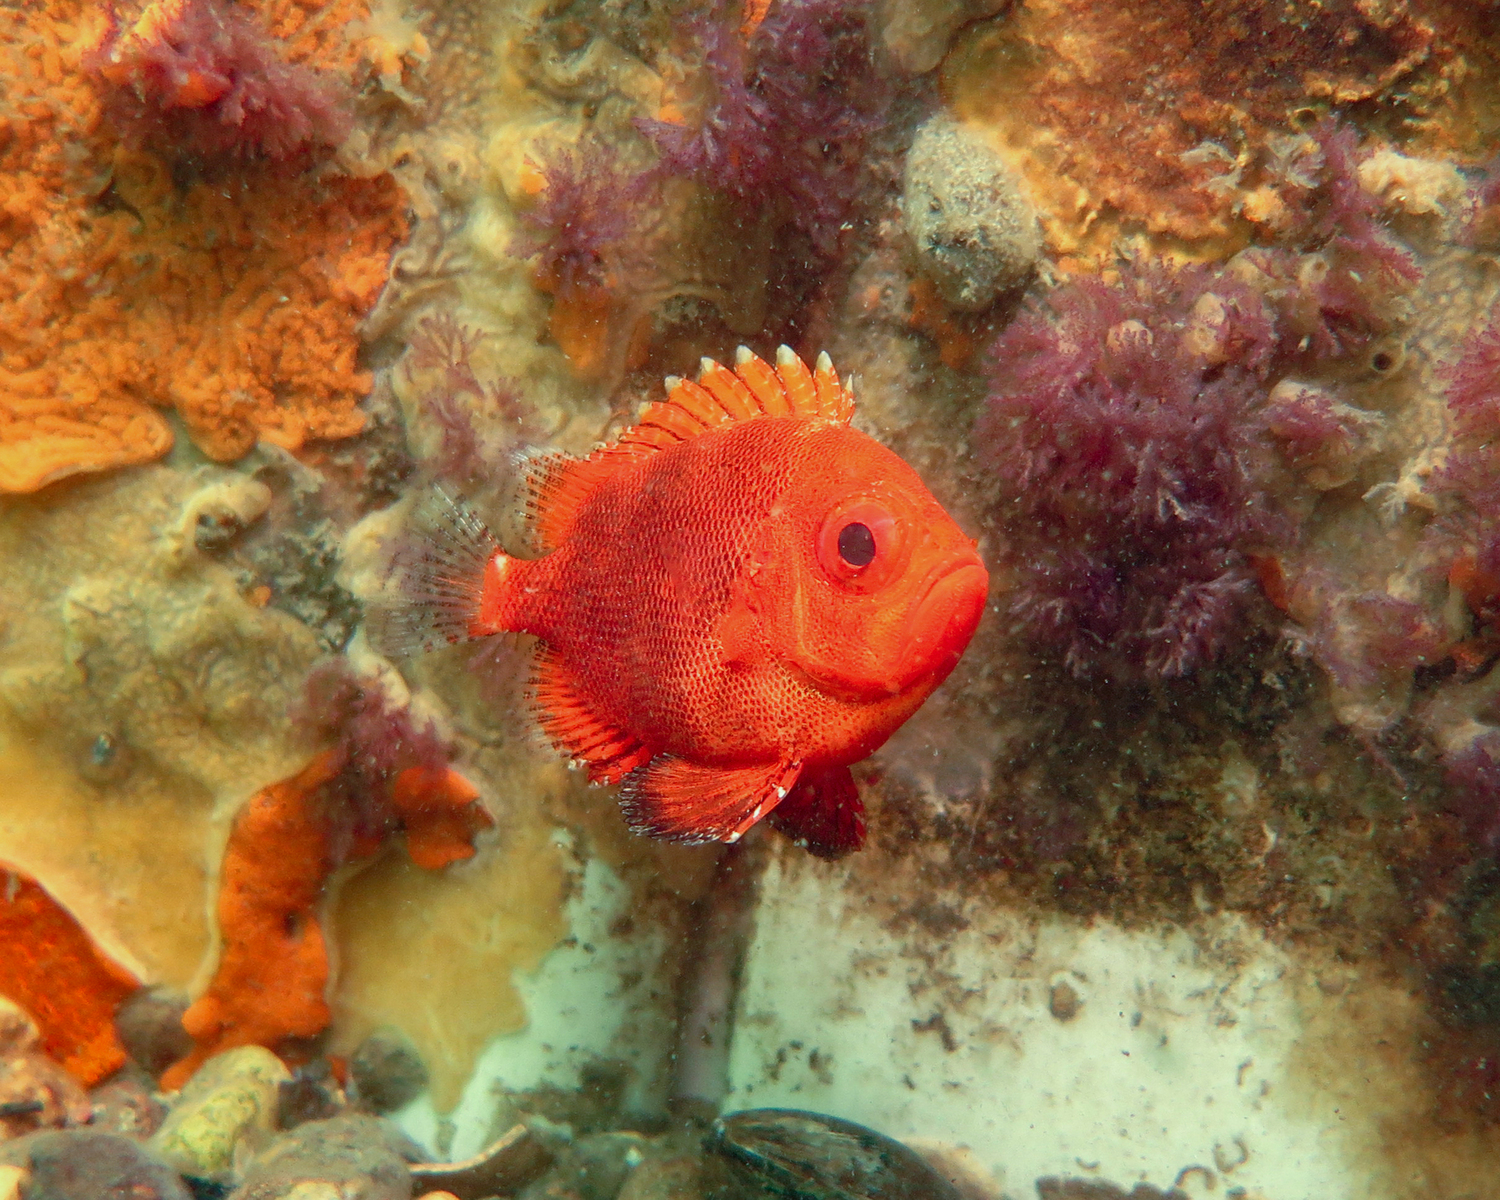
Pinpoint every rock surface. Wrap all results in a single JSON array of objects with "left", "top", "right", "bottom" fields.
[
  {"left": 227, "top": 1114, "right": 413, "bottom": 1200},
  {"left": 150, "top": 1045, "right": 290, "bottom": 1183},
  {"left": 348, "top": 1027, "right": 429, "bottom": 1115},
  {"left": 903, "top": 114, "right": 1040, "bottom": 311},
  {"left": 0, "top": 1130, "right": 191, "bottom": 1200},
  {"left": 0, "top": 1000, "right": 90, "bottom": 1139}
]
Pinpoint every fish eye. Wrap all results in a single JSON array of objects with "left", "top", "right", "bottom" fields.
[
  {"left": 837, "top": 522, "right": 876, "bottom": 567},
  {"left": 817, "top": 499, "right": 908, "bottom": 592}
]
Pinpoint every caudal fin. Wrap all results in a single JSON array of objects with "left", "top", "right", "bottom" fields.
[{"left": 366, "top": 488, "right": 501, "bottom": 657}]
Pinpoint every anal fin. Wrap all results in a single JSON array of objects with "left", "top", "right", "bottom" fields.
[
  {"left": 529, "top": 648, "right": 649, "bottom": 785},
  {"left": 619, "top": 757, "right": 802, "bottom": 845},
  {"left": 765, "top": 764, "right": 865, "bottom": 859}
]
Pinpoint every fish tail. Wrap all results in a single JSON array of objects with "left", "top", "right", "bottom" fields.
[{"left": 366, "top": 487, "right": 514, "bottom": 657}]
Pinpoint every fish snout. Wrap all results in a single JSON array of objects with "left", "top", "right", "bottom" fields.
[{"left": 895, "top": 553, "right": 989, "bottom": 691}]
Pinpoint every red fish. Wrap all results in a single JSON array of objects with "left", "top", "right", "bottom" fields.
[{"left": 377, "top": 347, "right": 988, "bottom": 857}]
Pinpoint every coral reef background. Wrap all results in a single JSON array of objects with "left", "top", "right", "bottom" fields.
[{"left": 6, "top": 0, "right": 1500, "bottom": 1196}]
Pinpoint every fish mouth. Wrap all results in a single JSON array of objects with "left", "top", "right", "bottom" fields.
[
  {"left": 788, "top": 554, "right": 989, "bottom": 704},
  {"left": 891, "top": 556, "right": 989, "bottom": 693}
]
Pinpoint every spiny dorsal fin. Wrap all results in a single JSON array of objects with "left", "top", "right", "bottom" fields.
[{"left": 526, "top": 346, "right": 854, "bottom": 552}]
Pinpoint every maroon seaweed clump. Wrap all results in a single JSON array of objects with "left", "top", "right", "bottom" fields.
[
  {"left": 977, "top": 262, "right": 1291, "bottom": 679},
  {"left": 1441, "top": 733, "right": 1500, "bottom": 847},
  {"left": 1438, "top": 315, "right": 1500, "bottom": 514},
  {"left": 1240, "top": 119, "right": 1420, "bottom": 364},
  {"left": 404, "top": 314, "right": 537, "bottom": 490},
  {"left": 512, "top": 134, "right": 660, "bottom": 303},
  {"left": 87, "top": 0, "right": 352, "bottom": 162},
  {"left": 637, "top": 0, "right": 892, "bottom": 256},
  {"left": 1298, "top": 585, "right": 1446, "bottom": 697},
  {"left": 299, "top": 660, "right": 454, "bottom": 846},
  {"left": 1417, "top": 315, "right": 1500, "bottom": 666}
]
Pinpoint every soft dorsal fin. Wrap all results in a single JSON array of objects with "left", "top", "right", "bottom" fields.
[{"left": 526, "top": 346, "right": 854, "bottom": 552}]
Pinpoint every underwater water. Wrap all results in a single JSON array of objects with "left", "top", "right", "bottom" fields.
[{"left": 4, "top": 0, "right": 1500, "bottom": 1196}]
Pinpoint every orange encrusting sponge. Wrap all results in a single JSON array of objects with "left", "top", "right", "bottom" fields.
[
  {"left": 0, "top": 863, "right": 141, "bottom": 1086},
  {"left": 0, "top": 0, "right": 407, "bottom": 493},
  {"left": 162, "top": 753, "right": 492, "bottom": 1090}
]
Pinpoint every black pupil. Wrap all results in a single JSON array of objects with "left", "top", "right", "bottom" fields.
[{"left": 837, "top": 522, "right": 876, "bottom": 567}]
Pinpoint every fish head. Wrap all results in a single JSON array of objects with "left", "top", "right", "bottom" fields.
[{"left": 740, "top": 424, "right": 989, "bottom": 746}]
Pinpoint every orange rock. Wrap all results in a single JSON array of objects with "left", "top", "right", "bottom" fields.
[
  {"left": 391, "top": 766, "right": 495, "bottom": 870},
  {"left": 164, "top": 751, "right": 493, "bottom": 1089},
  {"left": 0, "top": 863, "right": 140, "bottom": 1086},
  {"left": 907, "top": 276, "right": 980, "bottom": 372},
  {"left": 0, "top": 0, "right": 407, "bottom": 493}
]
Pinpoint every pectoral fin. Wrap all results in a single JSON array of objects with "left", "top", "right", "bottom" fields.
[
  {"left": 619, "top": 757, "right": 802, "bottom": 845},
  {"left": 765, "top": 764, "right": 866, "bottom": 859},
  {"left": 714, "top": 592, "right": 762, "bottom": 667}
]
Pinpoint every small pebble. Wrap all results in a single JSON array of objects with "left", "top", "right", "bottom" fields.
[
  {"left": 0, "top": 1130, "right": 191, "bottom": 1200},
  {"left": 89, "top": 1067, "right": 169, "bottom": 1139},
  {"left": 115, "top": 988, "right": 194, "bottom": 1078},
  {"left": 276, "top": 1060, "right": 346, "bottom": 1130},
  {"left": 0, "top": 1002, "right": 91, "bottom": 1139},
  {"left": 228, "top": 1113, "right": 412, "bottom": 1200},
  {"left": 348, "top": 1027, "right": 428, "bottom": 1115},
  {"left": 615, "top": 1154, "right": 703, "bottom": 1200},
  {"left": 150, "top": 1046, "right": 290, "bottom": 1184},
  {"left": 516, "top": 1130, "right": 646, "bottom": 1200},
  {"left": 1048, "top": 980, "right": 1081, "bottom": 1022}
]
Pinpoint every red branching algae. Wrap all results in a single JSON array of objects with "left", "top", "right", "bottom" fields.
[
  {"left": 976, "top": 261, "right": 1291, "bottom": 679},
  {"left": 1440, "top": 734, "right": 1500, "bottom": 847},
  {"left": 403, "top": 315, "right": 535, "bottom": 490},
  {"left": 1425, "top": 313, "right": 1500, "bottom": 652},
  {"left": 1307, "top": 588, "right": 1447, "bottom": 695},
  {"left": 947, "top": 0, "right": 1448, "bottom": 246},
  {"left": 1262, "top": 381, "right": 1381, "bottom": 490},
  {"left": 639, "top": 0, "right": 891, "bottom": 256},
  {"left": 1232, "top": 123, "right": 1421, "bottom": 366},
  {"left": 511, "top": 132, "right": 672, "bottom": 378},
  {"left": 87, "top": 0, "right": 352, "bottom": 162},
  {"left": 974, "top": 120, "right": 1427, "bottom": 681},
  {"left": 302, "top": 659, "right": 451, "bottom": 797},
  {"left": 515, "top": 135, "right": 657, "bottom": 301},
  {"left": 516, "top": 2, "right": 893, "bottom": 378}
]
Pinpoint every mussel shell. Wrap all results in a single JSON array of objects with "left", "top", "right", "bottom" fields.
[{"left": 708, "top": 1108, "right": 964, "bottom": 1200}]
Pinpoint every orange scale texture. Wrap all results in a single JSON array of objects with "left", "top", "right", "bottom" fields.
[{"left": 0, "top": 0, "right": 407, "bottom": 494}]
